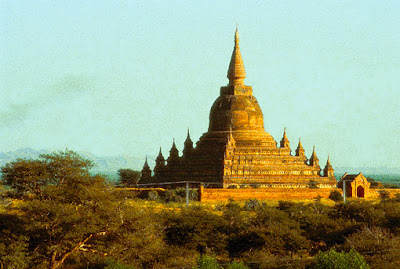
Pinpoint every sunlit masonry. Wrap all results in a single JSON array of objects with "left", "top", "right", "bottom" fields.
[{"left": 139, "top": 28, "right": 339, "bottom": 189}]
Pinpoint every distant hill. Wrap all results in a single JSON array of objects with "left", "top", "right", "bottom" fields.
[
  {"left": 0, "top": 148, "right": 152, "bottom": 172},
  {"left": 1, "top": 148, "right": 398, "bottom": 177}
]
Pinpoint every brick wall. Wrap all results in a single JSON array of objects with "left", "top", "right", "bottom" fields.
[{"left": 199, "top": 187, "right": 339, "bottom": 202}]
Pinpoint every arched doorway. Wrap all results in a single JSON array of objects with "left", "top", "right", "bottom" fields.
[{"left": 357, "top": 186, "right": 365, "bottom": 198}]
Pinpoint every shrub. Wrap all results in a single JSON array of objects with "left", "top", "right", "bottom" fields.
[
  {"left": 163, "top": 189, "right": 183, "bottom": 203},
  {"left": 328, "top": 190, "right": 343, "bottom": 202},
  {"left": 313, "top": 249, "right": 369, "bottom": 269},
  {"left": 332, "top": 200, "right": 385, "bottom": 226},
  {"left": 378, "top": 190, "right": 390, "bottom": 200},
  {"left": 147, "top": 190, "right": 159, "bottom": 201},
  {"left": 226, "top": 261, "right": 249, "bottom": 269},
  {"left": 244, "top": 199, "right": 260, "bottom": 211},
  {"left": 370, "top": 181, "right": 384, "bottom": 189},
  {"left": 345, "top": 226, "right": 396, "bottom": 254},
  {"left": 392, "top": 192, "right": 400, "bottom": 202},
  {"left": 104, "top": 259, "right": 136, "bottom": 269},
  {"left": 197, "top": 255, "right": 221, "bottom": 269},
  {"left": 277, "top": 200, "right": 295, "bottom": 211}
]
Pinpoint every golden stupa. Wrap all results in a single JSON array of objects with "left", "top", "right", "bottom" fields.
[{"left": 140, "top": 28, "right": 336, "bottom": 188}]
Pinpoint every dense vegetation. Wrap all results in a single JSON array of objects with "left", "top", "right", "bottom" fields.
[{"left": 1, "top": 151, "right": 399, "bottom": 268}]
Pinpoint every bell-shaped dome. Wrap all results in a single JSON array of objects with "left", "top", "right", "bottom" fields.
[{"left": 208, "top": 95, "right": 264, "bottom": 132}]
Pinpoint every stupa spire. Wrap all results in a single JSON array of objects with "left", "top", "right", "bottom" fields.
[
  {"left": 227, "top": 26, "right": 246, "bottom": 86},
  {"left": 143, "top": 156, "right": 150, "bottom": 168},
  {"left": 323, "top": 155, "right": 334, "bottom": 177},
  {"left": 183, "top": 128, "right": 194, "bottom": 158},
  {"left": 295, "top": 138, "right": 305, "bottom": 157},
  {"left": 309, "top": 146, "right": 320, "bottom": 167},
  {"left": 280, "top": 127, "right": 290, "bottom": 148}
]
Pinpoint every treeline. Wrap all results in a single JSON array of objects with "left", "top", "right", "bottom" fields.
[{"left": 1, "top": 151, "right": 399, "bottom": 268}]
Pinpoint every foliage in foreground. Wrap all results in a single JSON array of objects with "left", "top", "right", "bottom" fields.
[
  {"left": 313, "top": 249, "right": 369, "bottom": 269},
  {"left": 3, "top": 151, "right": 400, "bottom": 268}
]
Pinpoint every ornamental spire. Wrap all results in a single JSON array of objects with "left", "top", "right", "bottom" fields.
[
  {"left": 309, "top": 146, "right": 320, "bottom": 167},
  {"left": 323, "top": 155, "right": 334, "bottom": 177},
  {"left": 295, "top": 138, "right": 305, "bottom": 156},
  {"left": 143, "top": 156, "right": 150, "bottom": 169},
  {"left": 280, "top": 127, "right": 290, "bottom": 148},
  {"left": 227, "top": 26, "right": 246, "bottom": 86}
]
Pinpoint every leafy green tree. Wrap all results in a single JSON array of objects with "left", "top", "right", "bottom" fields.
[
  {"left": 367, "top": 177, "right": 384, "bottom": 189},
  {"left": 331, "top": 200, "right": 385, "bottom": 226},
  {"left": 117, "top": 169, "right": 140, "bottom": 187},
  {"left": 345, "top": 226, "right": 396, "bottom": 254},
  {"left": 283, "top": 230, "right": 310, "bottom": 258},
  {"left": 0, "top": 150, "right": 166, "bottom": 269},
  {"left": 164, "top": 205, "right": 228, "bottom": 255},
  {"left": 197, "top": 255, "right": 221, "bottom": 269},
  {"left": 328, "top": 190, "right": 343, "bottom": 202},
  {"left": 1, "top": 150, "right": 94, "bottom": 199},
  {"left": 0, "top": 221, "right": 30, "bottom": 269},
  {"left": 313, "top": 249, "right": 369, "bottom": 269},
  {"left": 228, "top": 230, "right": 266, "bottom": 257}
]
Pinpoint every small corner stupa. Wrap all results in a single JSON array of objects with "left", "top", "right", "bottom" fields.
[{"left": 139, "top": 28, "right": 336, "bottom": 188}]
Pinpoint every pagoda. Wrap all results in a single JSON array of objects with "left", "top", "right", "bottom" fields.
[{"left": 140, "top": 28, "right": 336, "bottom": 188}]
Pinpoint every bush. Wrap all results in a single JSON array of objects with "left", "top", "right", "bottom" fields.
[
  {"left": 147, "top": 190, "right": 159, "bottom": 201},
  {"left": 197, "top": 255, "right": 221, "bottom": 269},
  {"left": 277, "top": 200, "right": 295, "bottom": 211},
  {"left": 244, "top": 199, "right": 260, "bottom": 211},
  {"left": 164, "top": 189, "right": 183, "bottom": 203},
  {"left": 104, "top": 259, "right": 136, "bottom": 269},
  {"left": 313, "top": 249, "right": 369, "bottom": 269},
  {"left": 162, "top": 188, "right": 198, "bottom": 203},
  {"left": 226, "top": 261, "right": 249, "bottom": 269},
  {"left": 392, "top": 192, "right": 400, "bottom": 202},
  {"left": 328, "top": 190, "right": 343, "bottom": 202},
  {"left": 345, "top": 226, "right": 395, "bottom": 254},
  {"left": 378, "top": 190, "right": 390, "bottom": 200}
]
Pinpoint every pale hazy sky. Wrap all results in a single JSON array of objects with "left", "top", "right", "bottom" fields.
[{"left": 1, "top": 1, "right": 399, "bottom": 168}]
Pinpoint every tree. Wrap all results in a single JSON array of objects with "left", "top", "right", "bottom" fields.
[
  {"left": 0, "top": 150, "right": 165, "bottom": 269},
  {"left": 1, "top": 150, "right": 94, "bottom": 199},
  {"left": 313, "top": 249, "right": 369, "bottom": 269},
  {"left": 0, "top": 214, "right": 30, "bottom": 269},
  {"left": 197, "top": 255, "right": 222, "bottom": 269},
  {"left": 117, "top": 169, "right": 141, "bottom": 187},
  {"left": 328, "top": 190, "right": 343, "bottom": 202}
]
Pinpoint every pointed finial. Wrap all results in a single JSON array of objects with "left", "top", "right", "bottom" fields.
[
  {"left": 185, "top": 128, "right": 193, "bottom": 145},
  {"left": 228, "top": 26, "right": 246, "bottom": 86},
  {"left": 172, "top": 139, "right": 177, "bottom": 149},
  {"left": 187, "top": 127, "right": 191, "bottom": 139},
  {"left": 235, "top": 24, "right": 239, "bottom": 44},
  {"left": 143, "top": 155, "right": 150, "bottom": 168}
]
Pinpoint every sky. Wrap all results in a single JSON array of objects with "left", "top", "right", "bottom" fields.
[{"left": 1, "top": 0, "right": 399, "bottom": 168}]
